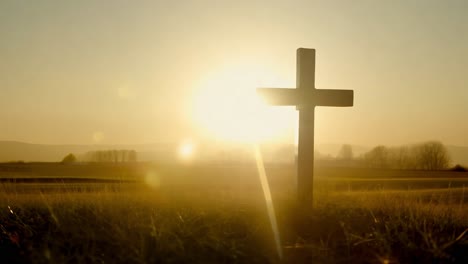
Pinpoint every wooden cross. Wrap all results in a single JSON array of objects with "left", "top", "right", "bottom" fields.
[{"left": 257, "top": 48, "right": 354, "bottom": 204}]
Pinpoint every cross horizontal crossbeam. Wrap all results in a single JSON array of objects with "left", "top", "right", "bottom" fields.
[{"left": 257, "top": 88, "right": 353, "bottom": 108}]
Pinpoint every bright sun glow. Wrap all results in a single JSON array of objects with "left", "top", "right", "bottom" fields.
[
  {"left": 178, "top": 141, "right": 195, "bottom": 160},
  {"left": 192, "top": 62, "right": 296, "bottom": 143}
]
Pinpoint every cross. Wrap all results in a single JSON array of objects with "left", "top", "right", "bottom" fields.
[{"left": 257, "top": 48, "right": 354, "bottom": 204}]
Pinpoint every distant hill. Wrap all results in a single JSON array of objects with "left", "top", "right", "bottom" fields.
[
  {"left": 0, "top": 141, "right": 174, "bottom": 162},
  {"left": 0, "top": 141, "right": 80, "bottom": 162}
]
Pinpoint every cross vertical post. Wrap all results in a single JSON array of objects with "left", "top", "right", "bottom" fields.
[{"left": 296, "top": 49, "right": 316, "bottom": 203}]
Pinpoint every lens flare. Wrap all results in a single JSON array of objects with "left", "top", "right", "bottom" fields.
[
  {"left": 254, "top": 144, "right": 283, "bottom": 259},
  {"left": 145, "top": 171, "right": 161, "bottom": 188},
  {"left": 178, "top": 140, "right": 195, "bottom": 160}
]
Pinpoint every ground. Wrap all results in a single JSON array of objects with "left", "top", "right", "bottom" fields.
[{"left": 0, "top": 163, "right": 467, "bottom": 263}]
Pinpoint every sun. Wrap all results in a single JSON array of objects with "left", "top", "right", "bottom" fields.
[{"left": 192, "top": 62, "right": 296, "bottom": 143}]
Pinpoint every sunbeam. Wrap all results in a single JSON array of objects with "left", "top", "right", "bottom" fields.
[{"left": 253, "top": 144, "right": 283, "bottom": 260}]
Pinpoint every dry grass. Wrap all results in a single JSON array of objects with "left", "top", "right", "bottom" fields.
[{"left": 0, "top": 165, "right": 467, "bottom": 263}]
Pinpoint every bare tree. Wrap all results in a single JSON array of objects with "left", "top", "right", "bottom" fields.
[
  {"left": 414, "top": 141, "right": 450, "bottom": 170},
  {"left": 364, "top": 145, "right": 389, "bottom": 168}
]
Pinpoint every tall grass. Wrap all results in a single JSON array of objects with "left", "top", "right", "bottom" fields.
[{"left": 0, "top": 183, "right": 467, "bottom": 263}]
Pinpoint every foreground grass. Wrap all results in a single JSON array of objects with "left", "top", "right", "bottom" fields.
[
  {"left": 281, "top": 188, "right": 468, "bottom": 263},
  {"left": 0, "top": 184, "right": 467, "bottom": 263}
]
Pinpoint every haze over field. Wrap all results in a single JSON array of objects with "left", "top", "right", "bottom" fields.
[
  {"left": 1, "top": 0, "right": 468, "bottom": 148},
  {"left": 2, "top": 141, "right": 468, "bottom": 167}
]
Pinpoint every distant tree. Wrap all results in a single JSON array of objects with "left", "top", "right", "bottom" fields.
[
  {"left": 414, "top": 141, "right": 450, "bottom": 170},
  {"left": 450, "top": 164, "right": 467, "bottom": 172},
  {"left": 337, "top": 144, "right": 353, "bottom": 161},
  {"left": 61, "top": 153, "right": 77, "bottom": 164},
  {"left": 363, "top": 145, "right": 389, "bottom": 168}
]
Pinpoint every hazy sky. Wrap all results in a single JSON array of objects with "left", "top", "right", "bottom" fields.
[{"left": 1, "top": 0, "right": 467, "bottom": 147}]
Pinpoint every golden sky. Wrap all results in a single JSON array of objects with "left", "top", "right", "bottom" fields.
[{"left": 1, "top": 0, "right": 467, "bottom": 146}]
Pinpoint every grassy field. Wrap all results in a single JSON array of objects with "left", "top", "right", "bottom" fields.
[{"left": 0, "top": 163, "right": 467, "bottom": 263}]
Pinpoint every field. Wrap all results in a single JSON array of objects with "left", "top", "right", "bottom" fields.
[{"left": 0, "top": 163, "right": 467, "bottom": 263}]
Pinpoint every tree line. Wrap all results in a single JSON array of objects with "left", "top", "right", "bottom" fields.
[
  {"left": 361, "top": 141, "right": 450, "bottom": 170},
  {"left": 83, "top": 150, "right": 137, "bottom": 163}
]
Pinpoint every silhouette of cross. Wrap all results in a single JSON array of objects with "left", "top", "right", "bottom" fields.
[{"left": 257, "top": 48, "right": 354, "bottom": 204}]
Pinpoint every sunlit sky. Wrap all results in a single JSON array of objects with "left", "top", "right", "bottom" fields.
[{"left": 1, "top": 0, "right": 467, "bottom": 147}]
